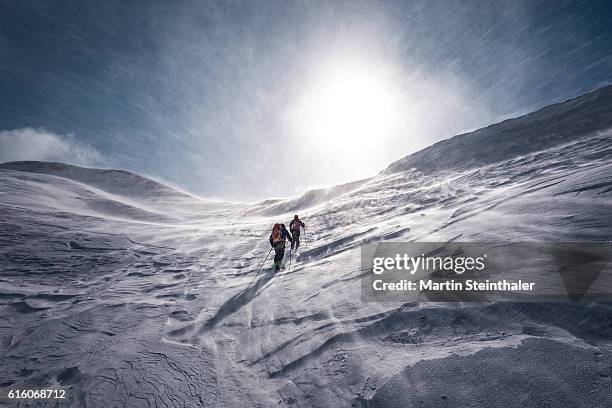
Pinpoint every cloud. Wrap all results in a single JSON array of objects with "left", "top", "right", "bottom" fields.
[{"left": 0, "top": 128, "right": 103, "bottom": 166}]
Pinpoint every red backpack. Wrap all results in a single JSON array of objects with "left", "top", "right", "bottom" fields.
[
  {"left": 271, "top": 224, "right": 282, "bottom": 243},
  {"left": 290, "top": 219, "right": 300, "bottom": 231}
]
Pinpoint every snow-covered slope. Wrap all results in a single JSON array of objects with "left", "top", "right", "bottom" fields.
[
  {"left": 0, "top": 161, "right": 191, "bottom": 200},
  {"left": 384, "top": 85, "right": 612, "bottom": 175},
  {"left": 1, "top": 88, "right": 612, "bottom": 407},
  {"left": 0, "top": 161, "right": 239, "bottom": 222},
  {"left": 251, "top": 177, "right": 369, "bottom": 216}
]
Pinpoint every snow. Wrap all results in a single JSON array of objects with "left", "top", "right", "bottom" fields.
[
  {"left": 0, "top": 161, "right": 189, "bottom": 200},
  {"left": 384, "top": 85, "right": 612, "bottom": 175},
  {"left": 1, "top": 88, "right": 612, "bottom": 406}
]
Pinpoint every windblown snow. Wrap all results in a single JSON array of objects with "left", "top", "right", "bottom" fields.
[{"left": 1, "top": 87, "right": 612, "bottom": 407}]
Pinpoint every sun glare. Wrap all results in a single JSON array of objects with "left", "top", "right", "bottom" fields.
[{"left": 292, "top": 64, "right": 400, "bottom": 159}]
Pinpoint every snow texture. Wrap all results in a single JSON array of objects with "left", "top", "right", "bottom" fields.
[{"left": 1, "top": 87, "right": 612, "bottom": 407}]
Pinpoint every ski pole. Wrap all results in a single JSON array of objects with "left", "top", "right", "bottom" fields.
[
  {"left": 257, "top": 248, "right": 273, "bottom": 274},
  {"left": 289, "top": 247, "right": 292, "bottom": 268},
  {"left": 303, "top": 227, "right": 307, "bottom": 247}
]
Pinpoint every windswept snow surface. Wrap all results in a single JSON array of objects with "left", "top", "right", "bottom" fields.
[{"left": 2, "top": 91, "right": 612, "bottom": 407}]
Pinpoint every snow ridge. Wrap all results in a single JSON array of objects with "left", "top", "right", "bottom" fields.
[{"left": 384, "top": 85, "right": 612, "bottom": 175}]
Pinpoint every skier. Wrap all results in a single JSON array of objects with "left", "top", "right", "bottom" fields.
[
  {"left": 289, "top": 214, "right": 305, "bottom": 250},
  {"left": 269, "top": 223, "right": 293, "bottom": 271}
]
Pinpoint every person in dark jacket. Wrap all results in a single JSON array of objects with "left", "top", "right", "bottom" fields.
[
  {"left": 289, "top": 214, "right": 305, "bottom": 250},
  {"left": 269, "top": 223, "right": 293, "bottom": 271}
]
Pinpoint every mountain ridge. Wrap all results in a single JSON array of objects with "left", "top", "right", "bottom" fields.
[
  {"left": 0, "top": 161, "right": 192, "bottom": 200},
  {"left": 384, "top": 85, "right": 612, "bottom": 175}
]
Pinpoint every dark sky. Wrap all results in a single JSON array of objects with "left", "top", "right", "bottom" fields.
[{"left": 1, "top": 0, "right": 611, "bottom": 200}]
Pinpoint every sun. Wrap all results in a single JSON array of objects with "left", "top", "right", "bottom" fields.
[{"left": 291, "top": 64, "right": 399, "bottom": 159}]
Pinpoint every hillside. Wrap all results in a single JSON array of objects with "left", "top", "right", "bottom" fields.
[
  {"left": 0, "top": 161, "right": 191, "bottom": 200},
  {"left": 384, "top": 85, "right": 612, "bottom": 175}
]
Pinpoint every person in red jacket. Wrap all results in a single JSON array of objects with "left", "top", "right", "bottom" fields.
[
  {"left": 289, "top": 215, "right": 305, "bottom": 250},
  {"left": 269, "top": 223, "right": 293, "bottom": 271}
]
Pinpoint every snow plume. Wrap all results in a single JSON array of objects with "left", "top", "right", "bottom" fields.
[{"left": 0, "top": 128, "right": 102, "bottom": 166}]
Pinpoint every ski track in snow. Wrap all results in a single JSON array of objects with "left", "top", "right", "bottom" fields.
[{"left": 1, "top": 131, "right": 612, "bottom": 406}]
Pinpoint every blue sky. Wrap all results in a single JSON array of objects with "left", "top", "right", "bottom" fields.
[{"left": 1, "top": 0, "right": 611, "bottom": 200}]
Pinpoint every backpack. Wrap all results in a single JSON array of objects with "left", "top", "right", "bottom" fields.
[
  {"left": 271, "top": 223, "right": 282, "bottom": 243},
  {"left": 290, "top": 219, "right": 300, "bottom": 231}
]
